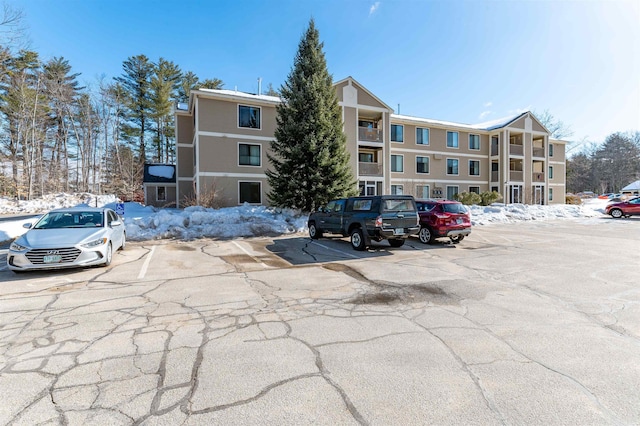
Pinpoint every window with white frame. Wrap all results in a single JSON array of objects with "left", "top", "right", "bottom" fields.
[
  {"left": 157, "top": 186, "right": 166, "bottom": 201},
  {"left": 447, "top": 131, "right": 459, "bottom": 148},
  {"left": 549, "top": 166, "right": 554, "bottom": 179},
  {"left": 416, "top": 127, "right": 429, "bottom": 145},
  {"left": 469, "top": 160, "right": 480, "bottom": 176},
  {"left": 391, "top": 154, "right": 404, "bottom": 172},
  {"left": 238, "top": 105, "right": 261, "bottom": 129},
  {"left": 469, "top": 134, "right": 480, "bottom": 150},
  {"left": 391, "top": 124, "right": 404, "bottom": 142},
  {"left": 239, "top": 181, "right": 261, "bottom": 204},
  {"left": 549, "top": 144, "right": 554, "bottom": 157},
  {"left": 447, "top": 158, "right": 459, "bottom": 175},
  {"left": 239, "top": 143, "right": 261, "bottom": 166},
  {"left": 469, "top": 186, "right": 480, "bottom": 194},
  {"left": 416, "top": 156, "right": 429, "bottom": 174},
  {"left": 391, "top": 185, "right": 403, "bottom": 195},
  {"left": 549, "top": 187, "right": 553, "bottom": 201},
  {"left": 416, "top": 185, "right": 430, "bottom": 198},
  {"left": 446, "top": 186, "right": 459, "bottom": 200}
]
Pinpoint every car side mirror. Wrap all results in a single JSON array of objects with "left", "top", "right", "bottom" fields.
[
  {"left": 111, "top": 220, "right": 122, "bottom": 227},
  {"left": 22, "top": 222, "right": 32, "bottom": 229}
]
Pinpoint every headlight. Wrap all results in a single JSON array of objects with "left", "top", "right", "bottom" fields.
[
  {"left": 82, "top": 238, "right": 107, "bottom": 248},
  {"left": 9, "top": 241, "right": 28, "bottom": 251}
]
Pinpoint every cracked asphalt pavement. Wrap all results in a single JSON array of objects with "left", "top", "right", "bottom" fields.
[{"left": 0, "top": 217, "right": 639, "bottom": 425}]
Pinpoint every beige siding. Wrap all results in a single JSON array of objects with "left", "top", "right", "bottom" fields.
[
  {"left": 178, "top": 181, "right": 195, "bottom": 206},
  {"left": 532, "top": 119, "right": 546, "bottom": 133},
  {"left": 510, "top": 116, "right": 526, "bottom": 129},
  {"left": 198, "top": 135, "right": 271, "bottom": 174},
  {"left": 343, "top": 107, "right": 358, "bottom": 173},
  {"left": 198, "top": 176, "right": 271, "bottom": 208},
  {"left": 177, "top": 146, "right": 194, "bottom": 178},
  {"left": 176, "top": 114, "right": 194, "bottom": 144},
  {"left": 550, "top": 142, "right": 566, "bottom": 163},
  {"left": 197, "top": 97, "right": 277, "bottom": 137}
]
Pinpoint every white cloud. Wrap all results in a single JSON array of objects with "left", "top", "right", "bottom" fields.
[
  {"left": 479, "top": 111, "right": 492, "bottom": 120},
  {"left": 483, "top": 101, "right": 493, "bottom": 108},
  {"left": 508, "top": 105, "right": 532, "bottom": 115},
  {"left": 369, "top": 2, "right": 381, "bottom": 15}
]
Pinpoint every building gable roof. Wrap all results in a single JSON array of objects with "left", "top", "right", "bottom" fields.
[{"left": 334, "top": 76, "right": 394, "bottom": 112}]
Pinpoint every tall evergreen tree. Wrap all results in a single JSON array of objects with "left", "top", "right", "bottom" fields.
[
  {"left": 115, "top": 54, "right": 154, "bottom": 165},
  {"left": 150, "top": 58, "right": 181, "bottom": 163},
  {"left": 267, "top": 19, "right": 356, "bottom": 211}
]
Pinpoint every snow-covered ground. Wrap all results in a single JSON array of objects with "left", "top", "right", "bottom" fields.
[{"left": 0, "top": 193, "right": 610, "bottom": 243}]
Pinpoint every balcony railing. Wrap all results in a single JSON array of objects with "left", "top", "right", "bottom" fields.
[
  {"left": 491, "top": 144, "right": 499, "bottom": 156},
  {"left": 509, "top": 144, "right": 524, "bottom": 156},
  {"left": 491, "top": 171, "right": 499, "bottom": 182},
  {"left": 510, "top": 170, "right": 523, "bottom": 181},
  {"left": 532, "top": 172, "right": 545, "bottom": 182},
  {"left": 358, "top": 127, "right": 383, "bottom": 143},
  {"left": 532, "top": 147, "right": 545, "bottom": 158},
  {"left": 359, "top": 162, "right": 383, "bottom": 176}
]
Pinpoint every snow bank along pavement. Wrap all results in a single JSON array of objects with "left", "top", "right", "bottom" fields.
[{"left": 0, "top": 193, "right": 611, "bottom": 243}]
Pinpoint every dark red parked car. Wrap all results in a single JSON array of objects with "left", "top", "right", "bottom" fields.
[
  {"left": 415, "top": 199, "right": 471, "bottom": 244},
  {"left": 605, "top": 197, "right": 640, "bottom": 218}
]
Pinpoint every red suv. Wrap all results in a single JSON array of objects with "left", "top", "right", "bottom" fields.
[{"left": 415, "top": 199, "right": 471, "bottom": 244}]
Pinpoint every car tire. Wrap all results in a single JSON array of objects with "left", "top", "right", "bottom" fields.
[
  {"left": 418, "top": 226, "right": 435, "bottom": 244},
  {"left": 350, "top": 228, "right": 366, "bottom": 251},
  {"left": 308, "top": 222, "right": 322, "bottom": 239},
  {"left": 120, "top": 233, "right": 126, "bottom": 250},
  {"left": 450, "top": 235, "right": 465, "bottom": 244},
  {"left": 388, "top": 239, "right": 405, "bottom": 248},
  {"left": 610, "top": 209, "right": 623, "bottom": 219},
  {"left": 104, "top": 242, "right": 113, "bottom": 266}
]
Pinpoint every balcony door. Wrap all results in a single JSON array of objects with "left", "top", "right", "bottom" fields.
[
  {"left": 509, "top": 185, "right": 523, "bottom": 204},
  {"left": 533, "top": 185, "right": 544, "bottom": 205}
]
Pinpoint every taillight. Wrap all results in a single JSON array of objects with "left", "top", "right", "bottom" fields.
[{"left": 375, "top": 216, "right": 383, "bottom": 227}]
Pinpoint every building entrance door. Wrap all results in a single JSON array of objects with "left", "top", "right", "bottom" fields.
[
  {"left": 533, "top": 185, "right": 544, "bottom": 205},
  {"left": 509, "top": 185, "right": 523, "bottom": 203}
]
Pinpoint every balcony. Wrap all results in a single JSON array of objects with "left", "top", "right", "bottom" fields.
[
  {"left": 491, "top": 171, "right": 499, "bottom": 182},
  {"left": 358, "top": 127, "right": 383, "bottom": 143},
  {"left": 491, "top": 144, "right": 499, "bottom": 156},
  {"left": 509, "top": 144, "right": 524, "bottom": 156},
  {"left": 532, "top": 147, "right": 545, "bottom": 158},
  {"left": 509, "top": 170, "right": 523, "bottom": 181},
  {"left": 359, "top": 162, "right": 383, "bottom": 176},
  {"left": 532, "top": 172, "right": 545, "bottom": 182}
]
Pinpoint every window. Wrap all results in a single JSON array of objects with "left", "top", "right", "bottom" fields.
[
  {"left": 353, "top": 199, "right": 373, "bottom": 211},
  {"left": 239, "top": 181, "right": 261, "bottom": 204},
  {"left": 239, "top": 143, "right": 261, "bottom": 166},
  {"left": 391, "top": 185, "right": 403, "bottom": 195},
  {"left": 549, "top": 188, "right": 553, "bottom": 201},
  {"left": 469, "top": 160, "right": 480, "bottom": 176},
  {"left": 447, "top": 131, "right": 459, "bottom": 148},
  {"left": 238, "top": 105, "right": 261, "bottom": 129},
  {"left": 157, "top": 186, "right": 166, "bottom": 201},
  {"left": 491, "top": 186, "right": 498, "bottom": 192},
  {"left": 416, "top": 185, "right": 430, "bottom": 198},
  {"left": 391, "top": 155, "right": 403, "bottom": 172},
  {"left": 391, "top": 124, "right": 404, "bottom": 142},
  {"left": 549, "top": 166, "right": 554, "bottom": 179},
  {"left": 446, "top": 186, "right": 459, "bottom": 200},
  {"left": 416, "top": 127, "right": 429, "bottom": 145},
  {"left": 447, "top": 158, "right": 459, "bottom": 175},
  {"left": 359, "top": 152, "right": 374, "bottom": 162},
  {"left": 469, "top": 134, "right": 480, "bottom": 150},
  {"left": 416, "top": 156, "right": 429, "bottom": 174},
  {"left": 549, "top": 144, "right": 554, "bottom": 157},
  {"left": 469, "top": 186, "right": 480, "bottom": 194}
]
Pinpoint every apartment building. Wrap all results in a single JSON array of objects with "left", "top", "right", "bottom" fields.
[{"left": 175, "top": 77, "right": 566, "bottom": 208}]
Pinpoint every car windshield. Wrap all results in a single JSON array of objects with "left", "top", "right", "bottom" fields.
[
  {"left": 442, "top": 203, "right": 468, "bottom": 214},
  {"left": 383, "top": 199, "right": 414, "bottom": 212},
  {"left": 34, "top": 211, "right": 103, "bottom": 229}
]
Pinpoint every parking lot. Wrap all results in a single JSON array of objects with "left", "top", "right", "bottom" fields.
[{"left": 1, "top": 217, "right": 639, "bottom": 425}]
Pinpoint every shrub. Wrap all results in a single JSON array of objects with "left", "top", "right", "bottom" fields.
[
  {"left": 565, "top": 194, "right": 581, "bottom": 205},
  {"left": 480, "top": 191, "right": 503, "bottom": 206},
  {"left": 455, "top": 191, "right": 482, "bottom": 205}
]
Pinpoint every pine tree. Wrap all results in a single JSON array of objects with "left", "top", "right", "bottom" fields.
[{"left": 267, "top": 19, "right": 356, "bottom": 211}]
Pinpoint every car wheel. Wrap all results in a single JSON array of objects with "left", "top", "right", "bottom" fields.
[
  {"left": 418, "top": 226, "right": 435, "bottom": 244},
  {"left": 388, "top": 239, "right": 405, "bottom": 248},
  {"left": 120, "top": 232, "right": 126, "bottom": 250},
  {"left": 610, "top": 209, "right": 623, "bottom": 218},
  {"left": 308, "top": 222, "right": 322, "bottom": 239},
  {"left": 350, "top": 228, "right": 366, "bottom": 251},
  {"left": 104, "top": 242, "right": 113, "bottom": 266},
  {"left": 450, "top": 235, "right": 465, "bottom": 244}
]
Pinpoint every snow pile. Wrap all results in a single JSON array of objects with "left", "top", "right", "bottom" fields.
[
  {"left": 0, "top": 193, "right": 612, "bottom": 243},
  {"left": 0, "top": 193, "right": 118, "bottom": 214}
]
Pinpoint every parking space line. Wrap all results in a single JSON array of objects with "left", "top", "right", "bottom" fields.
[
  {"left": 231, "top": 241, "right": 271, "bottom": 268},
  {"left": 310, "top": 241, "right": 360, "bottom": 259},
  {"left": 137, "top": 246, "right": 156, "bottom": 279}
]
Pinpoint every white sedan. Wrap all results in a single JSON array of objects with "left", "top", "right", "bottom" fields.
[{"left": 7, "top": 207, "right": 126, "bottom": 272}]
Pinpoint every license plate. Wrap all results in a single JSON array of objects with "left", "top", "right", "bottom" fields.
[
  {"left": 43, "top": 255, "right": 62, "bottom": 263},
  {"left": 456, "top": 218, "right": 463, "bottom": 224},
  {"left": 393, "top": 228, "right": 405, "bottom": 235}
]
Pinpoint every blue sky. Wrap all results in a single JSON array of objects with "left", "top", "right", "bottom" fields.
[{"left": 8, "top": 0, "right": 640, "bottom": 151}]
